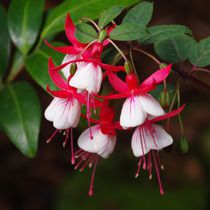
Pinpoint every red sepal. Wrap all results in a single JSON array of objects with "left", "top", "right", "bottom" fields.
[
  {"left": 141, "top": 64, "right": 172, "bottom": 88},
  {"left": 149, "top": 104, "right": 185, "bottom": 124},
  {"left": 107, "top": 71, "right": 129, "bottom": 93},
  {"left": 48, "top": 58, "right": 69, "bottom": 90}
]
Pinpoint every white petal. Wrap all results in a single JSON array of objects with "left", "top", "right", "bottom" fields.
[
  {"left": 97, "top": 135, "right": 116, "bottom": 159},
  {"left": 51, "top": 98, "right": 81, "bottom": 129},
  {"left": 70, "top": 63, "right": 102, "bottom": 93},
  {"left": 150, "top": 124, "right": 173, "bottom": 150},
  {"left": 139, "top": 94, "right": 165, "bottom": 117},
  {"left": 44, "top": 98, "right": 62, "bottom": 122},
  {"left": 77, "top": 126, "right": 116, "bottom": 158},
  {"left": 67, "top": 98, "right": 81, "bottom": 128},
  {"left": 131, "top": 127, "right": 151, "bottom": 157},
  {"left": 61, "top": 54, "right": 78, "bottom": 79},
  {"left": 120, "top": 96, "right": 146, "bottom": 128}
]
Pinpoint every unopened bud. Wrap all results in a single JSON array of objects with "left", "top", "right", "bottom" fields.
[
  {"left": 180, "top": 136, "right": 189, "bottom": 153},
  {"left": 124, "top": 61, "right": 133, "bottom": 74},
  {"left": 98, "top": 30, "right": 107, "bottom": 42},
  {"left": 70, "top": 63, "right": 77, "bottom": 75},
  {"left": 159, "top": 90, "right": 170, "bottom": 108}
]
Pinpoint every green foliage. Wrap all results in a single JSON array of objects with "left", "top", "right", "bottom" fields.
[
  {"left": 154, "top": 34, "right": 196, "bottom": 62},
  {"left": 75, "top": 23, "right": 98, "bottom": 43},
  {"left": 8, "top": 0, "right": 45, "bottom": 55},
  {"left": 6, "top": 50, "right": 25, "bottom": 83},
  {"left": 98, "top": 5, "right": 124, "bottom": 29},
  {"left": 41, "top": 0, "right": 140, "bottom": 39},
  {"left": 0, "top": 81, "right": 41, "bottom": 157},
  {"left": 0, "top": 4, "right": 10, "bottom": 80},
  {"left": 123, "top": 1, "right": 153, "bottom": 26},
  {"left": 189, "top": 37, "right": 210, "bottom": 67},
  {"left": 110, "top": 23, "right": 148, "bottom": 41},
  {"left": 140, "top": 25, "right": 192, "bottom": 44},
  {"left": 25, "top": 42, "right": 65, "bottom": 90}
]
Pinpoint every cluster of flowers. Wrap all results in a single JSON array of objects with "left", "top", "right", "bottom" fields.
[{"left": 44, "top": 14, "right": 185, "bottom": 196}]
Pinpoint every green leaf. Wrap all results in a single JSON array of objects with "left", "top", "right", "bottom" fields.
[
  {"left": 110, "top": 23, "right": 148, "bottom": 41},
  {"left": 98, "top": 5, "right": 124, "bottom": 29},
  {"left": 6, "top": 50, "right": 24, "bottom": 83},
  {"left": 25, "top": 42, "right": 65, "bottom": 90},
  {"left": 139, "top": 25, "right": 192, "bottom": 44},
  {"left": 189, "top": 37, "right": 210, "bottom": 67},
  {"left": 0, "top": 81, "right": 41, "bottom": 157},
  {"left": 41, "top": 0, "right": 140, "bottom": 39},
  {"left": 123, "top": 1, "right": 153, "bottom": 26},
  {"left": 154, "top": 34, "right": 196, "bottom": 63},
  {"left": 0, "top": 4, "right": 10, "bottom": 79},
  {"left": 75, "top": 23, "right": 98, "bottom": 43},
  {"left": 8, "top": 0, "right": 45, "bottom": 55}
]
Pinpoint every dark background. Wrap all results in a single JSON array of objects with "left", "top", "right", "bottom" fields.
[{"left": 0, "top": 0, "right": 210, "bottom": 210}]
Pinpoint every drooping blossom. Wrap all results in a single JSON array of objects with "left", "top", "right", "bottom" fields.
[
  {"left": 44, "top": 58, "right": 86, "bottom": 164},
  {"left": 45, "top": 13, "right": 122, "bottom": 94},
  {"left": 74, "top": 101, "right": 121, "bottom": 196},
  {"left": 100, "top": 64, "right": 172, "bottom": 128},
  {"left": 131, "top": 105, "right": 185, "bottom": 194}
]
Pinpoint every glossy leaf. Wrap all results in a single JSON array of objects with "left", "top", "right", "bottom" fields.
[
  {"left": 0, "top": 81, "right": 41, "bottom": 157},
  {"left": 98, "top": 5, "right": 124, "bottom": 29},
  {"left": 41, "top": 0, "right": 140, "bottom": 38},
  {"left": 8, "top": 0, "right": 45, "bottom": 55},
  {"left": 6, "top": 50, "right": 24, "bottom": 83},
  {"left": 154, "top": 34, "right": 196, "bottom": 62},
  {"left": 0, "top": 4, "right": 10, "bottom": 79},
  {"left": 75, "top": 23, "right": 98, "bottom": 43},
  {"left": 110, "top": 23, "right": 148, "bottom": 41},
  {"left": 189, "top": 37, "right": 210, "bottom": 67},
  {"left": 123, "top": 1, "right": 153, "bottom": 26},
  {"left": 25, "top": 42, "right": 64, "bottom": 90},
  {"left": 139, "top": 25, "right": 192, "bottom": 44}
]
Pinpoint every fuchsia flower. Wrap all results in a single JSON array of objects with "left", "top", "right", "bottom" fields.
[
  {"left": 102, "top": 64, "right": 172, "bottom": 128},
  {"left": 132, "top": 105, "right": 185, "bottom": 194},
  {"left": 44, "top": 58, "right": 87, "bottom": 164},
  {"left": 74, "top": 101, "right": 122, "bottom": 196},
  {"left": 44, "top": 11, "right": 186, "bottom": 197},
  {"left": 46, "top": 14, "right": 122, "bottom": 94}
]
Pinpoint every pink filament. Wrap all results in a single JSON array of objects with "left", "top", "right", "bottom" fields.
[
  {"left": 46, "top": 129, "right": 59, "bottom": 143},
  {"left": 88, "top": 157, "right": 98, "bottom": 196}
]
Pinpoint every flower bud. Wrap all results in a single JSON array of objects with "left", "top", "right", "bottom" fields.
[
  {"left": 98, "top": 30, "right": 107, "bottom": 42},
  {"left": 180, "top": 136, "right": 189, "bottom": 153},
  {"left": 70, "top": 63, "right": 77, "bottom": 75},
  {"left": 159, "top": 90, "right": 170, "bottom": 108},
  {"left": 124, "top": 61, "right": 133, "bottom": 74}
]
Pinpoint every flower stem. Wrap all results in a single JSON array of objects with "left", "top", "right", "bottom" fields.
[
  {"left": 108, "top": 39, "right": 127, "bottom": 61},
  {"left": 133, "top": 48, "right": 161, "bottom": 65},
  {"left": 81, "top": 17, "right": 100, "bottom": 31}
]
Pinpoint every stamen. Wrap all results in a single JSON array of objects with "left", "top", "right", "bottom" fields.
[
  {"left": 148, "top": 152, "right": 152, "bottom": 180},
  {"left": 46, "top": 129, "right": 59, "bottom": 143},
  {"left": 155, "top": 151, "right": 164, "bottom": 170},
  {"left": 152, "top": 151, "right": 164, "bottom": 195},
  {"left": 135, "top": 157, "right": 142, "bottom": 178},
  {"left": 70, "top": 128, "right": 75, "bottom": 165},
  {"left": 63, "top": 129, "right": 69, "bottom": 148},
  {"left": 139, "top": 128, "right": 146, "bottom": 169},
  {"left": 87, "top": 92, "right": 93, "bottom": 139},
  {"left": 88, "top": 157, "right": 98, "bottom": 196}
]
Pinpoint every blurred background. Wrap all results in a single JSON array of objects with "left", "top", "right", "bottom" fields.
[{"left": 0, "top": 0, "right": 210, "bottom": 210}]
